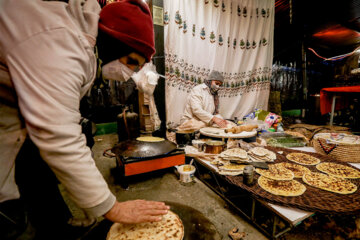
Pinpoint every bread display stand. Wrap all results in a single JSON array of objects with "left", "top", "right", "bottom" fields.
[
  {"left": 193, "top": 154, "right": 314, "bottom": 239},
  {"left": 191, "top": 145, "right": 360, "bottom": 239}
]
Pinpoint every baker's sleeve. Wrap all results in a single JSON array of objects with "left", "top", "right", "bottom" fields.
[
  {"left": 189, "top": 88, "right": 214, "bottom": 124},
  {"left": 7, "top": 28, "right": 115, "bottom": 217}
]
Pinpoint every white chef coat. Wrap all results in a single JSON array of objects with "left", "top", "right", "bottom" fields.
[
  {"left": 0, "top": 0, "right": 116, "bottom": 217},
  {"left": 180, "top": 83, "right": 216, "bottom": 125}
]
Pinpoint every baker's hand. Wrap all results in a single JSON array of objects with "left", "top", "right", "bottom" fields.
[
  {"left": 212, "top": 116, "right": 227, "bottom": 128},
  {"left": 104, "top": 200, "right": 170, "bottom": 224}
]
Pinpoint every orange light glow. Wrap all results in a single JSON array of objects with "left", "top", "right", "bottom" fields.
[{"left": 313, "top": 25, "right": 360, "bottom": 39}]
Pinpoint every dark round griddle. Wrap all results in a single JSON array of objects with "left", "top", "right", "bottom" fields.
[
  {"left": 82, "top": 202, "right": 221, "bottom": 240},
  {"left": 111, "top": 139, "right": 177, "bottom": 159}
]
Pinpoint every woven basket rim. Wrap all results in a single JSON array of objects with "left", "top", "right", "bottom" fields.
[{"left": 314, "top": 134, "right": 360, "bottom": 146}]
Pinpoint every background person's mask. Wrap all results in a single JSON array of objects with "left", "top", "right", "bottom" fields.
[
  {"left": 102, "top": 59, "right": 134, "bottom": 81},
  {"left": 211, "top": 84, "right": 220, "bottom": 92}
]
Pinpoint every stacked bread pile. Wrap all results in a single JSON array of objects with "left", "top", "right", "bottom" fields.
[
  {"left": 219, "top": 148, "right": 250, "bottom": 162},
  {"left": 209, "top": 148, "right": 248, "bottom": 176},
  {"left": 248, "top": 147, "right": 276, "bottom": 162},
  {"left": 209, "top": 147, "right": 278, "bottom": 176}
]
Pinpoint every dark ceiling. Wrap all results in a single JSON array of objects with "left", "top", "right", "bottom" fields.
[{"left": 275, "top": 0, "right": 360, "bottom": 56}]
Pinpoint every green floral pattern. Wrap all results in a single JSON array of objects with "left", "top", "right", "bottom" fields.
[
  {"left": 165, "top": 4, "right": 271, "bottom": 48},
  {"left": 164, "top": 0, "right": 273, "bottom": 107},
  {"left": 165, "top": 54, "right": 271, "bottom": 97}
]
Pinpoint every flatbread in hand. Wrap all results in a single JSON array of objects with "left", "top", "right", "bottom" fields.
[
  {"left": 277, "top": 162, "right": 311, "bottom": 178},
  {"left": 286, "top": 152, "right": 320, "bottom": 165},
  {"left": 303, "top": 172, "right": 357, "bottom": 195},
  {"left": 107, "top": 211, "right": 184, "bottom": 240},
  {"left": 255, "top": 164, "right": 294, "bottom": 180},
  {"left": 316, "top": 162, "right": 360, "bottom": 179},
  {"left": 258, "top": 176, "right": 306, "bottom": 197}
]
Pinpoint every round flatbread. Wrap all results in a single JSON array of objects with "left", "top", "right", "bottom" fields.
[
  {"left": 277, "top": 162, "right": 311, "bottom": 178},
  {"left": 286, "top": 152, "right": 321, "bottom": 165},
  {"left": 249, "top": 147, "right": 268, "bottom": 157},
  {"left": 136, "top": 136, "right": 165, "bottom": 142},
  {"left": 255, "top": 164, "right": 294, "bottom": 180},
  {"left": 316, "top": 162, "right": 360, "bottom": 179},
  {"left": 219, "top": 164, "right": 246, "bottom": 172},
  {"left": 258, "top": 176, "right": 306, "bottom": 197},
  {"left": 218, "top": 170, "right": 243, "bottom": 176},
  {"left": 107, "top": 211, "right": 184, "bottom": 240},
  {"left": 303, "top": 172, "right": 357, "bottom": 194},
  {"left": 265, "top": 150, "right": 277, "bottom": 161},
  {"left": 201, "top": 127, "right": 224, "bottom": 135}
]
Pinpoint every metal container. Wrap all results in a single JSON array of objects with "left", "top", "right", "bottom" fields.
[
  {"left": 204, "top": 140, "right": 225, "bottom": 154},
  {"left": 176, "top": 130, "right": 196, "bottom": 147},
  {"left": 243, "top": 165, "right": 255, "bottom": 186},
  {"left": 192, "top": 139, "right": 206, "bottom": 152},
  {"left": 117, "top": 108, "right": 139, "bottom": 142}
]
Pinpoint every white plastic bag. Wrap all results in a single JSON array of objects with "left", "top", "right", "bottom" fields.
[{"left": 132, "top": 62, "right": 159, "bottom": 95}]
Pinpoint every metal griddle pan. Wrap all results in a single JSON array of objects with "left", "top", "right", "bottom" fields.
[{"left": 111, "top": 139, "right": 177, "bottom": 159}]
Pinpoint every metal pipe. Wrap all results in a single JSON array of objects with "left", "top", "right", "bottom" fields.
[
  {"left": 330, "top": 95, "right": 337, "bottom": 126},
  {"left": 301, "top": 42, "right": 308, "bottom": 118}
]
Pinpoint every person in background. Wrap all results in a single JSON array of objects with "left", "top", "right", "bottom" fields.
[
  {"left": 0, "top": 0, "right": 168, "bottom": 239},
  {"left": 180, "top": 70, "right": 228, "bottom": 128}
]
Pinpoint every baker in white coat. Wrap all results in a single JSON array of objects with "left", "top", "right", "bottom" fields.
[
  {"left": 180, "top": 70, "right": 228, "bottom": 128},
  {"left": 0, "top": 0, "right": 168, "bottom": 239}
]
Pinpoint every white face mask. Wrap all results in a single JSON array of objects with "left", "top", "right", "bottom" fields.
[
  {"left": 102, "top": 59, "right": 134, "bottom": 81},
  {"left": 211, "top": 84, "right": 220, "bottom": 92}
]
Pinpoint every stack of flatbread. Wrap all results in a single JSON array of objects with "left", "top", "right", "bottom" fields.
[
  {"left": 209, "top": 147, "right": 277, "bottom": 176},
  {"left": 107, "top": 211, "right": 184, "bottom": 240},
  {"left": 248, "top": 147, "right": 276, "bottom": 162},
  {"left": 218, "top": 164, "right": 247, "bottom": 176},
  {"left": 210, "top": 148, "right": 250, "bottom": 176},
  {"left": 219, "top": 148, "right": 250, "bottom": 162},
  {"left": 210, "top": 157, "right": 246, "bottom": 176}
]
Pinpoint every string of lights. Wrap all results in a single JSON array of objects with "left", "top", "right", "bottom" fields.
[{"left": 308, "top": 46, "right": 360, "bottom": 61}]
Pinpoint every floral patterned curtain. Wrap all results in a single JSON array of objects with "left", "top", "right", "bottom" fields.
[{"left": 164, "top": 0, "right": 274, "bottom": 126}]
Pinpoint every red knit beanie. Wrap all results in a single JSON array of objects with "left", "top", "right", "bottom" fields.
[{"left": 98, "top": 0, "right": 155, "bottom": 62}]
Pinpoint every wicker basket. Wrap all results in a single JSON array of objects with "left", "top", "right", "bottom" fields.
[
  {"left": 313, "top": 133, "right": 360, "bottom": 163},
  {"left": 287, "top": 124, "right": 351, "bottom": 146}
]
